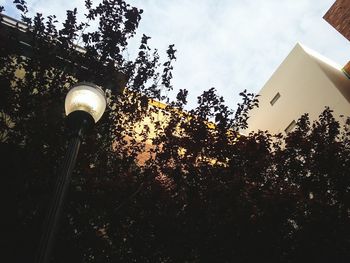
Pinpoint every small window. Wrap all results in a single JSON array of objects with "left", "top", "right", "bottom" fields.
[
  {"left": 285, "top": 120, "right": 296, "bottom": 133},
  {"left": 270, "top": 92, "right": 281, "bottom": 106}
]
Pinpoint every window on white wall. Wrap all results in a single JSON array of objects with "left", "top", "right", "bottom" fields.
[
  {"left": 270, "top": 92, "right": 281, "bottom": 106},
  {"left": 285, "top": 120, "right": 296, "bottom": 133}
]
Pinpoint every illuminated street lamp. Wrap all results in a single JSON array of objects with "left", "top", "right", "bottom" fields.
[
  {"left": 65, "top": 82, "right": 107, "bottom": 123},
  {"left": 36, "top": 82, "right": 106, "bottom": 263}
]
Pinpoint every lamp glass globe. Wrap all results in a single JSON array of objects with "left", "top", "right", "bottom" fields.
[{"left": 65, "top": 83, "right": 106, "bottom": 123}]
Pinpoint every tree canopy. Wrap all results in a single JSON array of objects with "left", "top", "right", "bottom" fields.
[{"left": 1, "top": 1, "right": 350, "bottom": 262}]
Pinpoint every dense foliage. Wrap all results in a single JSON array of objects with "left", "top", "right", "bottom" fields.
[{"left": 1, "top": 1, "right": 350, "bottom": 262}]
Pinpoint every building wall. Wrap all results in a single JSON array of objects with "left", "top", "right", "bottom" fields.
[
  {"left": 244, "top": 43, "right": 350, "bottom": 135},
  {"left": 324, "top": 0, "right": 350, "bottom": 41}
]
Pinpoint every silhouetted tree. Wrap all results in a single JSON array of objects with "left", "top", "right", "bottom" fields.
[{"left": 1, "top": 1, "right": 349, "bottom": 262}]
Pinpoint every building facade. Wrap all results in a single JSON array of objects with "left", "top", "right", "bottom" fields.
[
  {"left": 324, "top": 0, "right": 350, "bottom": 41},
  {"left": 245, "top": 43, "right": 350, "bottom": 135}
]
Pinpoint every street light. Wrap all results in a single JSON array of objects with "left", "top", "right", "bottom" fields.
[
  {"left": 65, "top": 82, "right": 107, "bottom": 123},
  {"left": 36, "top": 82, "right": 106, "bottom": 263}
]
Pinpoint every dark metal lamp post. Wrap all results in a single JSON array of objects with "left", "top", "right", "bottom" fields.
[{"left": 36, "top": 82, "right": 107, "bottom": 263}]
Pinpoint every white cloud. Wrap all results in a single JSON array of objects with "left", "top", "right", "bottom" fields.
[{"left": 128, "top": 0, "right": 350, "bottom": 109}]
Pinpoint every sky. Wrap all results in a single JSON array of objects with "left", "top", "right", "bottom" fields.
[{"left": 2, "top": 0, "right": 350, "bottom": 109}]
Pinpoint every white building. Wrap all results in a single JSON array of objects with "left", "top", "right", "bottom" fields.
[{"left": 245, "top": 43, "right": 350, "bottom": 135}]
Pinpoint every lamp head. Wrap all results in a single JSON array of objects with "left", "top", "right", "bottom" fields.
[{"left": 65, "top": 82, "right": 107, "bottom": 123}]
